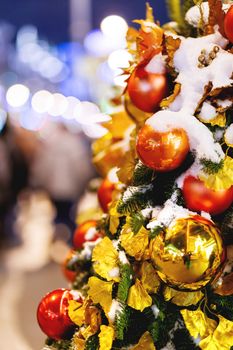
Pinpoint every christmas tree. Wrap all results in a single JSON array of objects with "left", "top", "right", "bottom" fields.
[{"left": 37, "top": 1, "right": 233, "bottom": 349}]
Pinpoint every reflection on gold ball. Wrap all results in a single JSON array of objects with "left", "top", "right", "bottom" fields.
[{"left": 150, "top": 216, "right": 226, "bottom": 291}]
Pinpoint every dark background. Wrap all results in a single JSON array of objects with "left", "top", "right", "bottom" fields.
[{"left": 0, "top": 0, "right": 169, "bottom": 43}]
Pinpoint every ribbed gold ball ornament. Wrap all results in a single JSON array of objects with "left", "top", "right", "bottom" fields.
[{"left": 150, "top": 215, "right": 226, "bottom": 291}]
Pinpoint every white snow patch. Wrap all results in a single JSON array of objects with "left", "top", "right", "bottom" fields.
[
  {"left": 151, "top": 305, "right": 160, "bottom": 318},
  {"left": 84, "top": 227, "right": 98, "bottom": 241},
  {"left": 108, "top": 299, "right": 123, "bottom": 323},
  {"left": 225, "top": 124, "right": 233, "bottom": 146},
  {"left": 108, "top": 267, "right": 120, "bottom": 278},
  {"left": 118, "top": 250, "right": 129, "bottom": 265},
  {"left": 145, "top": 53, "right": 166, "bottom": 74},
  {"left": 199, "top": 102, "right": 217, "bottom": 121}
]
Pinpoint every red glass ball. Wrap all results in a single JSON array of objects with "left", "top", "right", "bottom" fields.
[
  {"left": 62, "top": 250, "right": 77, "bottom": 283},
  {"left": 37, "top": 289, "right": 77, "bottom": 340},
  {"left": 73, "top": 220, "right": 100, "bottom": 249},
  {"left": 127, "top": 64, "right": 168, "bottom": 113},
  {"left": 183, "top": 176, "right": 233, "bottom": 215},
  {"left": 136, "top": 124, "right": 189, "bottom": 172},
  {"left": 98, "top": 178, "right": 116, "bottom": 212},
  {"left": 224, "top": 5, "right": 233, "bottom": 43}
]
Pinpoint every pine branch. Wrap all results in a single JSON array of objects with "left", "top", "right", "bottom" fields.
[
  {"left": 173, "top": 328, "right": 201, "bottom": 350},
  {"left": 200, "top": 158, "right": 224, "bottom": 174},
  {"left": 45, "top": 339, "right": 72, "bottom": 350},
  {"left": 132, "top": 162, "right": 155, "bottom": 186},
  {"left": 117, "top": 264, "right": 133, "bottom": 303},
  {"left": 207, "top": 293, "right": 233, "bottom": 321},
  {"left": 115, "top": 305, "right": 131, "bottom": 341},
  {"left": 85, "top": 334, "right": 99, "bottom": 350},
  {"left": 117, "top": 185, "right": 153, "bottom": 215},
  {"left": 129, "top": 212, "right": 146, "bottom": 234},
  {"left": 221, "top": 204, "right": 233, "bottom": 242}
]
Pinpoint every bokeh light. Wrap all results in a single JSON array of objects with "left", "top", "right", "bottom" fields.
[
  {"left": 6, "top": 84, "right": 30, "bottom": 108},
  {"left": 100, "top": 15, "right": 128, "bottom": 40},
  {"left": 31, "top": 90, "right": 54, "bottom": 114},
  {"left": 48, "top": 93, "right": 68, "bottom": 117}
]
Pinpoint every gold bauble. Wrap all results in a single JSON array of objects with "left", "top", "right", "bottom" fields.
[{"left": 150, "top": 216, "right": 226, "bottom": 291}]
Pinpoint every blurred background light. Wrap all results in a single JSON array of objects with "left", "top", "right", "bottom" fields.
[
  {"left": 100, "top": 15, "right": 128, "bottom": 40},
  {"left": 31, "top": 90, "right": 54, "bottom": 114},
  {"left": 107, "top": 49, "right": 132, "bottom": 70},
  {"left": 6, "top": 84, "right": 30, "bottom": 108},
  {"left": 48, "top": 93, "right": 68, "bottom": 117}
]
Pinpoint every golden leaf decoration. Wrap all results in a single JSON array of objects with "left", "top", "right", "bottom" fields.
[
  {"left": 199, "top": 315, "right": 233, "bottom": 350},
  {"left": 98, "top": 325, "right": 115, "bottom": 350},
  {"left": 131, "top": 331, "right": 156, "bottom": 350},
  {"left": 198, "top": 113, "right": 226, "bottom": 128},
  {"left": 140, "top": 262, "right": 160, "bottom": 294},
  {"left": 181, "top": 309, "right": 217, "bottom": 339},
  {"left": 199, "top": 156, "right": 233, "bottom": 190},
  {"left": 165, "top": 36, "right": 181, "bottom": 72},
  {"left": 117, "top": 150, "right": 136, "bottom": 185},
  {"left": 160, "top": 83, "right": 181, "bottom": 109},
  {"left": 68, "top": 300, "right": 86, "bottom": 327},
  {"left": 92, "top": 237, "right": 120, "bottom": 281},
  {"left": 73, "top": 337, "right": 86, "bottom": 350},
  {"left": 88, "top": 277, "right": 114, "bottom": 316},
  {"left": 127, "top": 279, "right": 152, "bottom": 311},
  {"left": 120, "top": 223, "right": 149, "bottom": 260},
  {"left": 84, "top": 305, "right": 102, "bottom": 334},
  {"left": 108, "top": 201, "right": 122, "bottom": 235},
  {"left": 102, "top": 111, "right": 134, "bottom": 140},
  {"left": 164, "top": 287, "right": 204, "bottom": 306}
]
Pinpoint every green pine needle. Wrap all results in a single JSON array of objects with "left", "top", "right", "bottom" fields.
[
  {"left": 132, "top": 162, "right": 155, "bottom": 186},
  {"left": 115, "top": 305, "right": 131, "bottom": 341},
  {"left": 129, "top": 212, "right": 146, "bottom": 234},
  {"left": 85, "top": 334, "right": 99, "bottom": 350},
  {"left": 200, "top": 158, "right": 224, "bottom": 175},
  {"left": 117, "top": 264, "right": 133, "bottom": 303},
  {"left": 117, "top": 185, "right": 153, "bottom": 215}
]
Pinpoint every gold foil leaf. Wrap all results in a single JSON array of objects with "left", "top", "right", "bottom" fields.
[
  {"left": 164, "top": 287, "right": 204, "bottom": 306},
  {"left": 140, "top": 262, "right": 160, "bottom": 293},
  {"left": 88, "top": 277, "right": 114, "bottom": 315},
  {"left": 181, "top": 309, "right": 217, "bottom": 339},
  {"left": 199, "top": 156, "right": 233, "bottom": 191},
  {"left": 73, "top": 337, "right": 86, "bottom": 350},
  {"left": 98, "top": 325, "right": 115, "bottom": 350},
  {"left": 127, "top": 279, "right": 152, "bottom": 311},
  {"left": 92, "top": 237, "right": 120, "bottom": 281},
  {"left": 68, "top": 300, "right": 86, "bottom": 327},
  {"left": 160, "top": 83, "right": 181, "bottom": 109},
  {"left": 120, "top": 223, "right": 149, "bottom": 260},
  {"left": 132, "top": 331, "right": 156, "bottom": 350},
  {"left": 199, "top": 315, "right": 233, "bottom": 350}
]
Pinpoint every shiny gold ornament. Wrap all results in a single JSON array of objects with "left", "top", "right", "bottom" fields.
[{"left": 150, "top": 216, "right": 226, "bottom": 290}]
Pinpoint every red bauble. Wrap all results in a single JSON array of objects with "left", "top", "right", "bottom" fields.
[
  {"left": 127, "top": 64, "right": 168, "bottom": 113},
  {"left": 224, "top": 5, "right": 233, "bottom": 43},
  {"left": 136, "top": 124, "right": 189, "bottom": 172},
  {"left": 98, "top": 178, "right": 116, "bottom": 212},
  {"left": 62, "top": 250, "right": 77, "bottom": 283},
  {"left": 73, "top": 220, "right": 100, "bottom": 249},
  {"left": 37, "top": 289, "right": 80, "bottom": 340},
  {"left": 182, "top": 176, "right": 233, "bottom": 215}
]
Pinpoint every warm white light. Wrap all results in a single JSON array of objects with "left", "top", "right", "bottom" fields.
[
  {"left": 108, "top": 49, "right": 132, "bottom": 70},
  {"left": 31, "top": 90, "right": 54, "bottom": 114},
  {"left": 100, "top": 15, "right": 128, "bottom": 40},
  {"left": 74, "top": 101, "right": 110, "bottom": 125},
  {"left": 113, "top": 73, "right": 129, "bottom": 88},
  {"left": 82, "top": 124, "right": 108, "bottom": 139},
  {"left": 62, "top": 96, "right": 81, "bottom": 120},
  {"left": 6, "top": 84, "right": 30, "bottom": 108},
  {"left": 48, "top": 93, "right": 68, "bottom": 117}
]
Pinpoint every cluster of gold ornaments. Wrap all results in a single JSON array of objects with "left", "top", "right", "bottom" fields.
[{"left": 150, "top": 215, "right": 226, "bottom": 291}]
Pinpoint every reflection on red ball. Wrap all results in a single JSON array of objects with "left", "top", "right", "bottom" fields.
[
  {"left": 127, "top": 64, "right": 168, "bottom": 113},
  {"left": 98, "top": 178, "right": 116, "bottom": 212},
  {"left": 62, "top": 250, "right": 77, "bottom": 283},
  {"left": 224, "top": 5, "right": 233, "bottom": 43},
  {"left": 37, "top": 289, "right": 78, "bottom": 340},
  {"left": 73, "top": 220, "right": 100, "bottom": 249},
  {"left": 183, "top": 176, "right": 233, "bottom": 215},
  {"left": 136, "top": 124, "right": 189, "bottom": 172}
]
